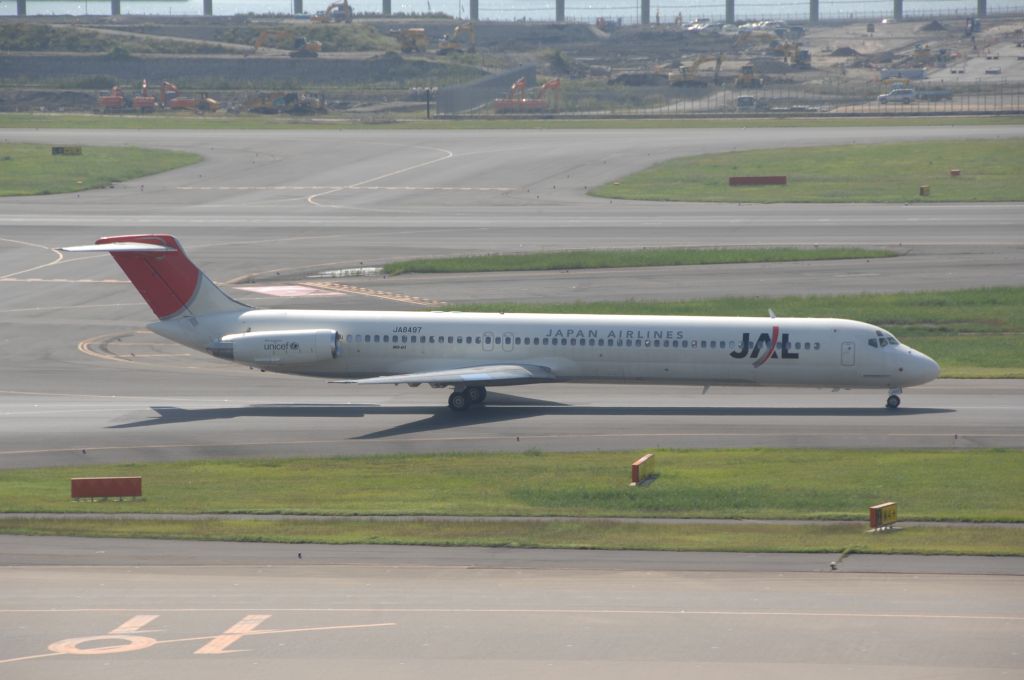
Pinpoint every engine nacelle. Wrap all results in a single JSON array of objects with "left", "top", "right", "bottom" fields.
[{"left": 208, "top": 329, "right": 340, "bottom": 365}]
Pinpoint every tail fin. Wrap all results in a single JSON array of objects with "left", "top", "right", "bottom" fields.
[{"left": 62, "top": 234, "right": 249, "bottom": 320}]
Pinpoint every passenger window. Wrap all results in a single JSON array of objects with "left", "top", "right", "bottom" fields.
[
  {"left": 626, "top": 340, "right": 632, "bottom": 347},
  {"left": 515, "top": 337, "right": 521, "bottom": 345},
  {"left": 542, "top": 338, "right": 549, "bottom": 346},
  {"left": 814, "top": 342, "right": 820, "bottom": 350},
  {"left": 374, "top": 335, "right": 380, "bottom": 342},
  {"left": 561, "top": 338, "right": 567, "bottom": 346},
  {"left": 672, "top": 340, "right": 679, "bottom": 348},
  {"left": 484, "top": 336, "right": 492, "bottom": 344},
  {"left": 701, "top": 340, "right": 707, "bottom": 348},
  {"left": 457, "top": 337, "right": 463, "bottom": 344},
  {"left": 598, "top": 339, "right": 605, "bottom": 347}
]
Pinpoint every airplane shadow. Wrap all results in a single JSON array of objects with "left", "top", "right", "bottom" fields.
[{"left": 109, "top": 393, "right": 955, "bottom": 440}]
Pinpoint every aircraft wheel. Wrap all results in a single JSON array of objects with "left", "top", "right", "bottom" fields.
[
  {"left": 465, "top": 385, "right": 487, "bottom": 404},
  {"left": 448, "top": 391, "right": 470, "bottom": 411},
  {"left": 886, "top": 394, "right": 901, "bottom": 409}
]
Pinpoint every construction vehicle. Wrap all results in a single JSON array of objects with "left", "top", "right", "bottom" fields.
[
  {"left": 313, "top": 0, "right": 352, "bottom": 23},
  {"left": 394, "top": 28, "right": 428, "bottom": 53},
  {"left": 96, "top": 84, "right": 156, "bottom": 113},
  {"left": 438, "top": 22, "right": 476, "bottom": 55},
  {"left": 670, "top": 53, "right": 722, "bottom": 87},
  {"left": 779, "top": 42, "right": 811, "bottom": 68},
  {"left": 253, "top": 31, "right": 322, "bottom": 58},
  {"left": 493, "top": 78, "right": 561, "bottom": 114},
  {"left": 245, "top": 91, "right": 326, "bottom": 115},
  {"left": 158, "top": 82, "right": 218, "bottom": 113},
  {"left": 735, "top": 63, "right": 765, "bottom": 88},
  {"left": 97, "top": 85, "right": 126, "bottom": 112}
]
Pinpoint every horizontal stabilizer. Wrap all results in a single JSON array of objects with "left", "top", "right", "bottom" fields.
[
  {"left": 331, "top": 363, "right": 557, "bottom": 387},
  {"left": 60, "top": 243, "right": 176, "bottom": 253},
  {"left": 60, "top": 234, "right": 248, "bottom": 320}
]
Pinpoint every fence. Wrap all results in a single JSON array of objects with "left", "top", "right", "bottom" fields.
[
  {"left": 441, "top": 77, "right": 1024, "bottom": 117},
  {"left": 435, "top": 65, "right": 537, "bottom": 115}
]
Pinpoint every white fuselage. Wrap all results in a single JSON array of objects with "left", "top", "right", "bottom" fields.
[{"left": 152, "top": 309, "right": 940, "bottom": 390}]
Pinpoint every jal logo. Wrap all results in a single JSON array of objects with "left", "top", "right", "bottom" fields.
[
  {"left": 730, "top": 327, "right": 798, "bottom": 367},
  {"left": 264, "top": 341, "right": 300, "bottom": 351}
]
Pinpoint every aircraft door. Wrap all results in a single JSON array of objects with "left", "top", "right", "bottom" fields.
[
  {"left": 502, "top": 332, "right": 514, "bottom": 352},
  {"left": 841, "top": 341, "right": 855, "bottom": 366}
]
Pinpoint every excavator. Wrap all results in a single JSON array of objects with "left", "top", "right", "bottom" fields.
[
  {"left": 670, "top": 53, "right": 722, "bottom": 87},
  {"left": 438, "top": 22, "right": 476, "bottom": 54},
  {"left": 394, "top": 27, "right": 428, "bottom": 53},
  {"left": 252, "top": 30, "right": 322, "bottom": 58},
  {"left": 313, "top": 0, "right": 352, "bottom": 22}
]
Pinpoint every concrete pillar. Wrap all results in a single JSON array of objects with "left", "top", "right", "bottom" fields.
[
  {"left": 383, "top": 0, "right": 391, "bottom": 15},
  {"left": 203, "top": 0, "right": 213, "bottom": 14},
  {"left": 641, "top": 0, "right": 649, "bottom": 24},
  {"left": 977, "top": 0, "right": 987, "bottom": 16},
  {"left": 725, "top": 0, "right": 735, "bottom": 24},
  {"left": 809, "top": 0, "right": 818, "bottom": 22},
  {"left": 293, "top": 0, "right": 302, "bottom": 12},
  {"left": 16, "top": 0, "right": 26, "bottom": 15},
  {"left": 556, "top": 0, "right": 564, "bottom": 22},
  {"left": 893, "top": 0, "right": 902, "bottom": 20},
  {"left": 111, "top": 0, "right": 120, "bottom": 15},
  {"left": 470, "top": 0, "right": 478, "bottom": 21}
]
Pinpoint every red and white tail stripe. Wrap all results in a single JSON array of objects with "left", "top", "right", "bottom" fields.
[{"left": 62, "top": 234, "right": 247, "bottom": 320}]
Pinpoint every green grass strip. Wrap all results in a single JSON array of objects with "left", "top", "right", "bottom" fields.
[
  {"left": 449, "top": 287, "right": 1024, "bottom": 378},
  {"left": 2, "top": 113, "right": 1023, "bottom": 131},
  {"left": 382, "top": 247, "right": 895, "bottom": 275},
  {"left": 3, "top": 449, "right": 1022, "bottom": 522},
  {"left": 0, "top": 518, "right": 1020, "bottom": 556},
  {"left": 590, "top": 139, "right": 1024, "bottom": 203},
  {"left": 0, "top": 143, "right": 200, "bottom": 196}
]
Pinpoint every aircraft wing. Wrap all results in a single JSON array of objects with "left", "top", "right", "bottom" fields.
[{"left": 331, "top": 363, "right": 557, "bottom": 387}]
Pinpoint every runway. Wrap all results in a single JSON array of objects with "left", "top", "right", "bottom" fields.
[{"left": 1, "top": 124, "right": 1022, "bottom": 675}]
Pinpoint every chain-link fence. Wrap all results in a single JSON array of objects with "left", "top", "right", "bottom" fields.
[
  {"left": 435, "top": 65, "right": 537, "bottom": 115},
  {"left": 440, "top": 77, "right": 1024, "bottom": 117}
]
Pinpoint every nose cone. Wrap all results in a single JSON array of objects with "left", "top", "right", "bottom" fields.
[{"left": 901, "top": 348, "right": 941, "bottom": 386}]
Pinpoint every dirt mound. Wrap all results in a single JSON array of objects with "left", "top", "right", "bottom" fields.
[
  {"left": 831, "top": 46, "right": 862, "bottom": 57},
  {"left": 918, "top": 20, "right": 947, "bottom": 32}
]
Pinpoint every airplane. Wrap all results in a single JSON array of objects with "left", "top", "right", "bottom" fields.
[{"left": 62, "top": 234, "right": 940, "bottom": 411}]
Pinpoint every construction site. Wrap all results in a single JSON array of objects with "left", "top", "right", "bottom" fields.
[{"left": 1, "top": 11, "right": 1023, "bottom": 116}]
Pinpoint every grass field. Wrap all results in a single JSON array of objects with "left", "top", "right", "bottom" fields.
[
  {"left": 1, "top": 449, "right": 1022, "bottom": 555},
  {"left": 3, "top": 449, "right": 1021, "bottom": 521},
  {"left": 0, "top": 143, "right": 201, "bottom": 196},
  {"left": 590, "top": 139, "right": 1024, "bottom": 203},
  {"left": 450, "top": 287, "right": 1024, "bottom": 378},
  {"left": 382, "top": 247, "right": 896, "bottom": 275},
  {"left": 2, "top": 113, "right": 1023, "bottom": 130}
]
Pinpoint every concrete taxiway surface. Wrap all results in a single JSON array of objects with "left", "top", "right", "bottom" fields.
[
  {"left": 1, "top": 125, "right": 1022, "bottom": 676},
  {"left": 1, "top": 536, "right": 1022, "bottom": 679},
  {"left": 1, "top": 126, "right": 1022, "bottom": 467}
]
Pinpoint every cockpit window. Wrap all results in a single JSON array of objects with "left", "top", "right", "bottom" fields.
[
  {"left": 868, "top": 338, "right": 878, "bottom": 348},
  {"left": 886, "top": 334, "right": 900, "bottom": 346}
]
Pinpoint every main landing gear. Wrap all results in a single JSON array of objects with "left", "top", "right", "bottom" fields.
[
  {"left": 448, "top": 385, "right": 487, "bottom": 411},
  {"left": 886, "top": 387, "right": 902, "bottom": 410}
]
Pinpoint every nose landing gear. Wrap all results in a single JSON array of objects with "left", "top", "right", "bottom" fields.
[{"left": 886, "top": 387, "right": 902, "bottom": 409}]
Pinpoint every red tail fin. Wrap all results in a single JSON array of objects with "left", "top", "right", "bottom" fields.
[
  {"left": 95, "top": 234, "right": 199, "bottom": 319},
  {"left": 63, "top": 234, "right": 247, "bottom": 320}
]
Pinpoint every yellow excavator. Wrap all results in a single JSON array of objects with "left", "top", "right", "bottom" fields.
[
  {"left": 313, "top": 0, "right": 352, "bottom": 23},
  {"left": 395, "top": 28, "right": 428, "bottom": 53},
  {"left": 670, "top": 53, "right": 722, "bottom": 87},
  {"left": 438, "top": 22, "right": 476, "bottom": 54}
]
